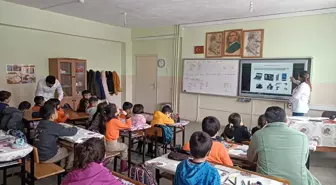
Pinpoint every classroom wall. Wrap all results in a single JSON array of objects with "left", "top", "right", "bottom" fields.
[
  {"left": 0, "top": 1, "right": 132, "bottom": 107},
  {"left": 132, "top": 26, "right": 175, "bottom": 106},
  {"left": 179, "top": 13, "right": 336, "bottom": 128}
]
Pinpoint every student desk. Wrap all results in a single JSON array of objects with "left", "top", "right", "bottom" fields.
[
  {"left": 146, "top": 154, "right": 289, "bottom": 185},
  {"left": 0, "top": 133, "right": 33, "bottom": 185},
  {"left": 64, "top": 110, "right": 89, "bottom": 126},
  {"left": 120, "top": 124, "right": 151, "bottom": 176}
]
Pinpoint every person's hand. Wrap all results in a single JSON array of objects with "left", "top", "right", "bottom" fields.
[
  {"left": 125, "top": 113, "right": 132, "bottom": 119},
  {"left": 290, "top": 76, "right": 295, "bottom": 82}
]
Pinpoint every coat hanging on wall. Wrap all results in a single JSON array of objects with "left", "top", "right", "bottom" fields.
[{"left": 87, "top": 70, "right": 121, "bottom": 99}]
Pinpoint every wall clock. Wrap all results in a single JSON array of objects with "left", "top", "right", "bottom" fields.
[{"left": 157, "top": 59, "right": 166, "bottom": 68}]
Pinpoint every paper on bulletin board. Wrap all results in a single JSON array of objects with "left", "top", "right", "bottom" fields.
[{"left": 6, "top": 64, "right": 36, "bottom": 84}]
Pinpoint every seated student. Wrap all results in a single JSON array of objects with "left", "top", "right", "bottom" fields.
[
  {"left": 46, "top": 99, "right": 68, "bottom": 123},
  {"left": 131, "top": 104, "right": 147, "bottom": 152},
  {"left": 77, "top": 90, "right": 91, "bottom": 112},
  {"left": 183, "top": 116, "right": 233, "bottom": 166},
  {"left": 0, "top": 101, "right": 29, "bottom": 131},
  {"left": 247, "top": 106, "right": 321, "bottom": 185},
  {"left": 174, "top": 131, "right": 220, "bottom": 185},
  {"left": 35, "top": 104, "right": 78, "bottom": 169},
  {"left": 221, "top": 113, "right": 251, "bottom": 143},
  {"left": 0, "top": 90, "right": 11, "bottom": 113},
  {"left": 104, "top": 103, "right": 131, "bottom": 172},
  {"left": 88, "top": 102, "right": 108, "bottom": 134},
  {"left": 86, "top": 97, "right": 99, "bottom": 121},
  {"left": 61, "top": 137, "right": 122, "bottom": 185},
  {"left": 147, "top": 105, "right": 175, "bottom": 155},
  {"left": 120, "top": 102, "right": 133, "bottom": 119},
  {"left": 251, "top": 114, "right": 266, "bottom": 135},
  {"left": 32, "top": 96, "right": 45, "bottom": 112}
]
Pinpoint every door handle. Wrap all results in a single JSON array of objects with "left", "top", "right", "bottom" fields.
[{"left": 151, "top": 83, "right": 156, "bottom": 90}]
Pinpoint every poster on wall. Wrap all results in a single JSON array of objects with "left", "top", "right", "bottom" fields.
[{"left": 6, "top": 64, "right": 36, "bottom": 84}]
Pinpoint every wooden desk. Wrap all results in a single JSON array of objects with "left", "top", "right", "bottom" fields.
[{"left": 23, "top": 111, "right": 42, "bottom": 122}]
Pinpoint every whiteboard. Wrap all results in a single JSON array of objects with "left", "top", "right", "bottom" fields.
[{"left": 182, "top": 59, "right": 239, "bottom": 96}]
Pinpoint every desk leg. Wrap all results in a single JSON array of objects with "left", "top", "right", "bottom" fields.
[
  {"left": 3, "top": 167, "right": 7, "bottom": 185},
  {"left": 30, "top": 152, "right": 35, "bottom": 185},
  {"left": 306, "top": 152, "right": 310, "bottom": 170},
  {"left": 21, "top": 157, "right": 26, "bottom": 185},
  {"left": 142, "top": 130, "right": 146, "bottom": 163},
  {"left": 155, "top": 169, "right": 161, "bottom": 185},
  {"left": 128, "top": 131, "right": 132, "bottom": 177},
  {"left": 182, "top": 126, "right": 186, "bottom": 145},
  {"left": 173, "top": 127, "right": 177, "bottom": 147}
]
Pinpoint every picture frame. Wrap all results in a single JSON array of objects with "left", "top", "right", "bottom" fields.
[
  {"left": 223, "top": 29, "right": 243, "bottom": 57},
  {"left": 242, "top": 29, "right": 264, "bottom": 58},
  {"left": 205, "top": 32, "right": 223, "bottom": 58}
]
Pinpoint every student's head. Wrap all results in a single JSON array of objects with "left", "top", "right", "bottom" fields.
[
  {"left": 202, "top": 116, "right": 220, "bottom": 137},
  {"left": 189, "top": 131, "right": 213, "bottom": 160},
  {"left": 89, "top": 97, "right": 99, "bottom": 107},
  {"left": 298, "top": 71, "right": 312, "bottom": 89},
  {"left": 73, "top": 137, "right": 105, "bottom": 170},
  {"left": 34, "top": 96, "right": 45, "bottom": 106},
  {"left": 45, "top": 98, "right": 61, "bottom": 110},
  {"left": 258, "top": 114, "right": 266, "bottom": 128},
  {"left": 92, "top": 102, "right": 108, "bottom": 126},
  {"left": 122, "top": 102, "right": 133, "bottom": 114},
  {"left": 0, "top": 91, "right": 11, "bottom": 103},
  {"left": 82, "top": 90, "right": 91, "bottom": 99},
  {"left": 104, "top": 103, "right": 119, "bottom": 122},
  {"left": 228, "top": 113, "right": 242, "bottom": 127},
  {"left": 133, "top": 104, "right": 144, "bottom": 114},
  {"left": 45, "top": 76, "right": 56, "bottom": 88},
  {"left": 162, "top": 105, "right": 173, "bottom": 117},
  {"left": 264, "top": 106, "right": 286, "bottom": 124},
  {"left": 18, "top": 101, "right": 31, "bottom": 111},
  {"left": 39, "top": 104, "right": 58, "bottom": 120}
]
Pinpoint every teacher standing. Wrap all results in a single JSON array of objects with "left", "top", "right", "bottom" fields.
[
  {"left": 289, "top": 71, "right": 312, "bottom": 116},
  {"left": 35, "top": 75, "right": 64, "bottom": 101}
]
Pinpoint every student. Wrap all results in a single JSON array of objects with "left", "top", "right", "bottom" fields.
[
  {"left": 0, "top": 91, "right": 11, "bottom": 113},
  {"left": 247, "top": 106, "right": 321, "bottom": 185},
  {"left": 32, "top": 96, "right": 45, "bottom": 112},
  {"left": 18, "top": 101, "right": 31, "bottom": 111},
  {"left": 120, "top": 102, "right": 133, "bottom": 119},
  {"left": 221, "top": 113, "right": 251, "bottom": 143},
  {"left": 61, "top": 137, "right": 122, "bottom": 185},
  {"left": 34, "top": 104, "right": 78, "bottom": 169},
  {"left": 174, "top": 131, "right": 220, "bottom": 185},
  {"left": 88, "top": 102, "right": 108, "bottom": 134},
  {"left": 147, "top": 105, "right": 175, "bottom": 155},
  {"left": 131, "top": 104, "right": 147, "bottom": 152},
  {"left": 183, "top": 116, "right": 233, "bottom": 166},
  {"left": 251, "top": 114, "right": 266, "bottom": 135},
  {"left": 0, "top": 101, "right": 28, "bottom": 131},
  {"left": 104, "top": 103, "right": 131, "bottom": 172},
  {"left": 77, "top": 90, "right": 91, "bottom": 112},
  {"left": 46, "top": 99, "right": 68, "bottom": 123},
  {"left": 86, "top": 97, "right": 99, "bottom": 121}
]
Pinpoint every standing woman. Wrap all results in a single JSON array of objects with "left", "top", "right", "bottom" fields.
[{"left": 290, "top": 71, "right": 312, "bottom": 116}]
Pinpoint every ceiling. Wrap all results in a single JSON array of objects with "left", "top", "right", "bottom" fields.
[{"left": 5, "top": 0, "right": 336, "bottom": 28}]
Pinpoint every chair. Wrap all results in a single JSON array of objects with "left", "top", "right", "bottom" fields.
[
  {"left": 25, "top": 147, "right": 65, "bottom": 185},
  {"left": 104, "top": 151, "right": 120, "bottom": 172},
  {"left": 321, "top": 111, "right": 336, "bottom": 119}
]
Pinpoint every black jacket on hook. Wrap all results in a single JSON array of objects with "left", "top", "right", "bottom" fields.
[{"left": 106, "top": 71, "right": 114, "bottom": 95}]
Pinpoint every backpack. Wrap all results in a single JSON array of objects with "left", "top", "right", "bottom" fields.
[
  {"left": 7, "top": 129, "right": 27, "bottom": 143},
  {"left": 129, "top": 164, "right": 157, "bottom": 185}
]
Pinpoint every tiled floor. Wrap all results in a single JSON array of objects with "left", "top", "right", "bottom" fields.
[{"left": 1, "top": 122, "right": 336, "bottom": 185}]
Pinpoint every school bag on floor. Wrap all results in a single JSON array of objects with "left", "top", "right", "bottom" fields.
[{"left": 129, "top": 164, "right": 157, "bottom": 185}]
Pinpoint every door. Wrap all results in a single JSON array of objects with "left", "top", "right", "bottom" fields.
[{"left": 135, "top": 56, "right": 157, "bottom": 113}]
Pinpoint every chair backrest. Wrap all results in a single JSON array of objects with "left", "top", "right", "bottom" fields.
[
  {"left": 321, "top": 111, "right": 336, "bottom": 118},
  {"left": 32, "top": 147, "right": 40, "bottom": 163}
]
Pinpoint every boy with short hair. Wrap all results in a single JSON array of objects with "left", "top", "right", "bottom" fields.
[
  {"left": 45, "top": 99, "right": 68, "bottom": 123},
  {"left": 174, "top": 131, "right": 220, "bottom": 185},
  {"left": 86, "top": 97, "right": 99, "bottom": 121},
  {"left": 0, "top": 101, "right": 28, "bottom": 131},
  {"left": 77, "top": 90, "right": 91, "bottom": 112},
  {"left": 120, "top": 102, "right": 133, "bottom": 119},
  {"left": 35, "top": 104, "right": 78, "bottom": 169},
  {"left": 0, "top": 91, "right": 11, "bottom": 113},
  {"left": 183, "top": 116, "right": 233, "bottom": 166},
  {"left": 32, "top": 96, "right": 45, "bottom": 112}
]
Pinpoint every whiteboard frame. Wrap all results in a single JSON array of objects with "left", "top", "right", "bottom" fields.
[
  {"left": 182, "top": 58, "right": 240, "bottom": 97},
  {"left": 238, "top": 57, "right": 312, "bottom": 100}
]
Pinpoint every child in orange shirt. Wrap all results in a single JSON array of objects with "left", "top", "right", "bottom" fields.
[
  {"left": 119, "top": 102, "right": 133, "bottom": 119},
  {"left": 32, "top": 96, "right": 45, "bottom": 112},
  {"left": 45, "top": 99, "right": 68, "bottom": 123},
  {"left": 183, "top": 116, "right": 233, "bottom": 166},
  {"left": 104, "top": 103, "right": 131, "bottom": 172}
]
